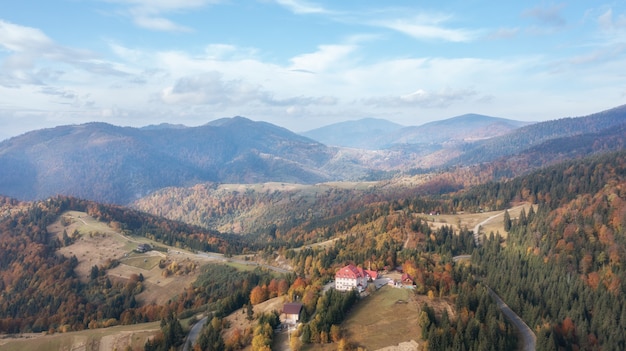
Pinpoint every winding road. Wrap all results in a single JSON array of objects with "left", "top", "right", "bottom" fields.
[
  {"left": 462, "top": 205, "right": 537, "bottom": 350},
  {"left": 485, "top": 286, "right": 536, "bottom": 351},
  {"left": 183, "top": 316, "right": 208, "bottom": 351},
  {"left": 472, "top": 212, "right": 502, "bottom": 246}
]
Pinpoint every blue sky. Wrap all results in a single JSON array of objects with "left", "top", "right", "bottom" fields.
[{"left": 1, "top": 0, "right": 626, "bottom": 140}]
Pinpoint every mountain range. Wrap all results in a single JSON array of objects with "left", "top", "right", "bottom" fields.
[
  {"left": 302, "top": 114, "right": 531, "bottom": 149},
  {"left": 0, "top": 106, "right": 625, "bottom": 204}
]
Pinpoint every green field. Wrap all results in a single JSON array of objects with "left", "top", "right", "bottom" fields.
[
  {"left": 305, "top": 286, "right": 422, "bottom": 351},
  {"left": 120, "top": 254, "right": 162, "bottom": 270}
]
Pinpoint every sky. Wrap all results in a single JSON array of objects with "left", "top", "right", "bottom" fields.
[{"left": 1, "top": 0, "right": 626, "bottom": 141}]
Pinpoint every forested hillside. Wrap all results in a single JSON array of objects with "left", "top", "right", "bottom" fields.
[
  {"left": 1, "top": 134, "right": 625, "bottom": 349},
  {"left": 271, "top": 150, "right": 626, "bottom": 350},
  {"left": 0, "top": 196, "right": 237, "bottom": 334},
  {"left": 448, "top": 104, "right": 626, "bottom": 165},
  {"left": 460, "top": 151, "right": 626, "bottom": 350},
  {"left": 0, "top": 118, "right": 340, "bottom": 204}
]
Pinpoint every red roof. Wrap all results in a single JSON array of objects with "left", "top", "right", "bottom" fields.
[
  {"left": 335, "top": 264, "right": 366, "bottom": 279},
  {"left": 283, "top": 303, "right": 303, "bottom": 315},
  {"left": 365, "top": 270, "right": 378, "bottom": 279}
]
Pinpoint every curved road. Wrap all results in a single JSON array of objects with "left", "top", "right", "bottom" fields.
[
  {"left": 454, "top": 254, "right": 536, "bottom": 350},
  {"left": 472, "top": 213, "right": 502, "bottom": 246},
  {"left": 457, "top": 205, "right": 537, "bottom": 351},
  {"left": 485, "top": 286, "right": 536, "bottom": 351},
  {"left": 183, "top": 316, "right": 208, "bottom": 351}
]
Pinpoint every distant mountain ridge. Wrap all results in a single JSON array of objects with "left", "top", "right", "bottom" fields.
[
  {"left": 302, "top": 114, "right": 531, "bottom": 149},
  {"left": 0, "top": 118, "right": 343, "bottom": 204},
  {"left": 301, "top": 118, "right": 404, "bottom": 149},
  {"left": 447, "top": 105, "right": 626, "bottom": 166},
  {"left": 1, "top": 106, "right": 624, "bottom": 205}
]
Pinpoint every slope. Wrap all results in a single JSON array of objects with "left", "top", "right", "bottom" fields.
[{"left": 0, "top": 117, "right": 339, "bottom": 204}]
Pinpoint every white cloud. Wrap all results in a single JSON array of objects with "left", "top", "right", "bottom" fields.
[
  {"left": 288, "top": 44, "right": 356, "bottom": 73},
  {"left": 133, "top": 16, "right": 190, "bottom": 32},
  {"left": 364, "top": 87, "right": 478, "bottom": 108},
  {"left": 273, "top": 0, "right": 329, "bottom": 14},
  {"left": 375, "top": 14, "right": 479, "bottom": 42},
  {"left": 0, "top": 20, "right": 129, "bottom": 87},
  {"left": 160, "top": 71, "right": 337, "bottom": 107},
  {"left": 104, "top": 0, "right": 221, "bottom": 31}
]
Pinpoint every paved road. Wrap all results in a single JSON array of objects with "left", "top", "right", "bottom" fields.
[
  {"left": 485, "top": 286, "right": 536, "bottom": 351},
  {"left": 453, "top": 254, "right": 537, "bottom": 351},
  {"left": 183, "top": 316, "right": 208, "bottom": 351}
]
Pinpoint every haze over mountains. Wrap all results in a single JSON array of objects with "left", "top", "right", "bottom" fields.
[
  {"left": 0, "top": 105, "right": 625, "bottom": 204},
  {"left": 301, "top": 114, "right": 531, "bottom": 149}
]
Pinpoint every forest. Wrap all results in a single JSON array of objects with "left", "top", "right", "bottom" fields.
[{"left": 0, "top": 149, "right": 625, "bottom": 350}]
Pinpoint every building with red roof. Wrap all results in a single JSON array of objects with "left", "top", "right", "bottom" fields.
[
  {"left": 335, "top": 264, "right": 368, "bottom": 292},
  {"left": 365, "top": 269, "right": 379, "bottom": 281}
]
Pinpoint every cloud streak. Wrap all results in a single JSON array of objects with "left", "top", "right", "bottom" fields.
[
  {"left": 375, "top": 14, "right": 479, "bottom": 42},
  {"left": 364, "top": 87, "right": 478, "bottom": 108},
  {"left": 104, "top": 0, "right": 222, "bottom": 31},
  {"left": 273, "top": 0, "right": 329, "bottom": 14},
  {"left": 161, "top": 71, "right": 337, "bottom": 107},
  {"left": 0, "top": 20, "right": 128, "bottom": 87}
]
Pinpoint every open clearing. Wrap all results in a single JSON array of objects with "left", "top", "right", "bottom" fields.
[
  {"left": 0, "top": 321, "right": 160, "bottom": 351},
  {"left": 305, "top": 286, "right": 423, "bottom": 351},
  {"left": 40, "top": 211, "right": 235, "bottom": 349},
  {"left": 425, "top": 203, "right": 533, "bottom": 239},
  {"left": 342, "top": 286, "right": 422, "bottom": 350},
  {"left": 47, "top": 210, "right": 231, "bottom": 305}
]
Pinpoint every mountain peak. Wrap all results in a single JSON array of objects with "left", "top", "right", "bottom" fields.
[{"left": 205, "top": 116, "right": 254, "bottom": 127}]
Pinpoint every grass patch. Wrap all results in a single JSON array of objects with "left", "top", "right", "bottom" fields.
[
  {"left": 120, "top": 255, "right": 161, "bottom": 270},
  {"left": 224, "top": 261, "right": 261, "bottom": 272},
  {"left": 341, "top": 286, "right": 421, "bottom": 349}
]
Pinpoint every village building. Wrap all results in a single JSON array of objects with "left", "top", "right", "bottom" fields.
[
  {"left": 335, "top": 264, "right": 368, "bottom": 292},
  {"left": 401, "top": 273, "right": 415, "bottom": 286},
  {"left": 135, "top": 243, "right": 152, "bottom": 253},
  {"left": 282, "top": 302, "right": 303, "bottom": 324},
  {"left": 365, "top": 269, "right": 379, "bottom": 281}
]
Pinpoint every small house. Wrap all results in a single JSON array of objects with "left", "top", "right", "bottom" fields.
[
  {"left": 282, "top": 303, "right": 303, "bottom": 324},
  {"left": 136, "top": 243, "right": 152, "bottom": 253},
  {"left": 401, "top": 273, "right": 414, "bottom": 286}
]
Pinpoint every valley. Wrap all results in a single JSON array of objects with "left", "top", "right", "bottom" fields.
[{"left": 0, "top": 106, "right": 624, "bottom": 351}]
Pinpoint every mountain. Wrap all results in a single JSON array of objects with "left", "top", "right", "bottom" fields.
[
  {"left": 1, "top": 106, "right": 625, "bottom": 205},
  {"left": 301, "top": 118, "right": 404, "bottom": 149},
  {"left": 390, "top": 114, "right": 531, "bottom": 145},
  {"left": 0, "top": 117, "right": 347, "bottom": 204},
  {"left": 447, "top": 105, "right": 626, "bottom": 166},
  {"left": 302, "top": 114, "right": 530, "bottom": 150}
]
